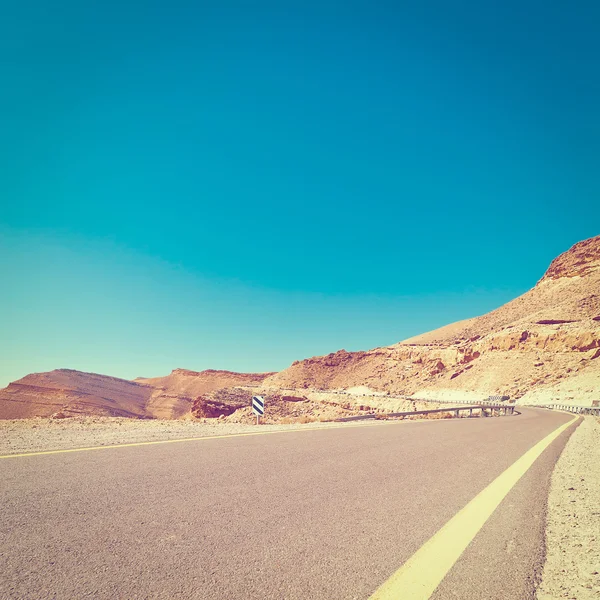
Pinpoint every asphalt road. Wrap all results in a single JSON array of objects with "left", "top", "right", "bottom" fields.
[{"left": 0, "top": 408, "right": 577, "bottom": 599}]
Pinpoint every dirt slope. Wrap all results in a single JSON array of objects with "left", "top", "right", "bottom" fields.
[{"left": 266, "top": 235, "right": 600, "bottom": 405}]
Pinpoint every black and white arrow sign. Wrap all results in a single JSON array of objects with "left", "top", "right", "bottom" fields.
[{"left": 252, "top": 395, "right": 265, "bottom": 416}]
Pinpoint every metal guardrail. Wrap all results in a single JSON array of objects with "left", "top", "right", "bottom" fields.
[
  {"left": 536, "top": 404, "right": 600, "bottom": 416},
  {"left": 336, "top": 404, "right": 517, "bottom": 422},
  {"left": 412, "top": 398, "right": 517, "bottom": 407}
]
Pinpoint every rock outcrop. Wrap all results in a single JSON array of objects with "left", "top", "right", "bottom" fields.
[{"left": 540, "top": 235, "right": 600, "bottom": 281}]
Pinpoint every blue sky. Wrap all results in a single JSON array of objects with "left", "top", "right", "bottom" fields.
[{"left": 1, "top": 1, "right": 599, "bottom": 386}]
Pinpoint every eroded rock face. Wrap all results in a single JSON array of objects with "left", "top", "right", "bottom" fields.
[
  {"left": 540, "top": 235, "right": 600, "bottom": 281},
  {"left": 429, "top": 361, "right": 446, "bottom": 376},
  {"left": 192, "top": 398, "right": 242, "bottom": 419}
]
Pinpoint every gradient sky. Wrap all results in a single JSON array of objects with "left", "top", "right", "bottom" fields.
[{"left": 1, "top": 1, "right": 599, "bottom": 387}]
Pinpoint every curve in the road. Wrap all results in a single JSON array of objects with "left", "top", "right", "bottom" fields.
[
  {"left": 0, "top": 408, "right": 578, "bottom": 600},
  {"left": 370, "top": 415, "right": 577, "bottom": 599}
]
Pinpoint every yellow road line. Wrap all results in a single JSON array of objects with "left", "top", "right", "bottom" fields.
[
  {"left": 0, "top": 419, "right": 401, "bottom": 459},
  {"left": 370, "top": 415, "right": 579, "bottom": 600}
]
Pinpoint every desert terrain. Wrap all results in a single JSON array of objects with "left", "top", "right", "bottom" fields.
[
  {"left": 0, "top": 369, "right": 436, "bottom": 423},
  {"left": 1, "top": 235, "right": 598, "bottom": 423},
  {"left": 536, "top": 415, "right": 600, "bottom": 599}
]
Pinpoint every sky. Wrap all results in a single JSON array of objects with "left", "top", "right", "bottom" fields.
[{"left": 1, "top": 1, "right": 599, "bottom": 387}]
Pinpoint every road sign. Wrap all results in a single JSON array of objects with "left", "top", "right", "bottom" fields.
[
  {"left": 252, "top": 396, "right": 265, "bottom": 424},
  {"left": 252, "top": 396, "right": 265, "bottom": 416},
  {"left": 488, "top": 395, "right": 510, "bottom": 402}
]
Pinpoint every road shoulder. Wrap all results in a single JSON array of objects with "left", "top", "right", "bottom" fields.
[
  {"left": 536, "top": 416, "right": 600, "bottom": 599},
  {"left": 0, "top": 416, "right": 353, "bottom": 455}
]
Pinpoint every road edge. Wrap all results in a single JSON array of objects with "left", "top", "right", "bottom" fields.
[
  {"left": 370, "top": 413, "right": 579, "bottom": 600},
  {"left": 535, "top": 415, "right": 600, "bottom": 599}
]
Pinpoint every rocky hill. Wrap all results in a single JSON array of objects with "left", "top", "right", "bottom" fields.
[
  {"left": 0, "top": 368, "right": 274, "bottom": 420},
  {"left": 265, "top": 236, "right": 600, "bottom": 405},
  {"left": 134, "top": 368, "right": 275, "bottom": 419},
  {"left": 0, "top": 370, "right": 156, "bottom": 419}
]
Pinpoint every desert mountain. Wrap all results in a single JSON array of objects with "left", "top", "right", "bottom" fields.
[
  {"left": 0, "top": 370, "right": 155, "bottom": 419},
  {"left": 265, "top": 235, "right": 600, "bottom": 405},
  {"left": 0, "top": 368, "right": 274, "bottom": 420}
]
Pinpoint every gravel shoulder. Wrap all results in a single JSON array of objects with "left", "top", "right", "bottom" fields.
[
  {"left": 0, "top": 417, "right": 356, "bottom": 455},
  {"left": 536, "top": 416, "right": 600, "bottom": 599},
  {"left": 0, "top": 411, "right": 518, "bottom": 456}
]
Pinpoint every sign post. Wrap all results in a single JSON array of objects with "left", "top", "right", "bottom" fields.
[{"left": 252, "top": 395, "right": 265, "bottom": 424}]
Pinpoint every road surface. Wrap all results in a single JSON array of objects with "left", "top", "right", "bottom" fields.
[{"left": 0, "top": 408, "right": 577, "bottom": 599}]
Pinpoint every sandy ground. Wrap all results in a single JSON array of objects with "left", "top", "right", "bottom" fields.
[
  {"left": 0, "top": 417, "right": 353, "bottom": 456},
  {"left": 536, "top": 416, "right": 600, "bottom": 599}
]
